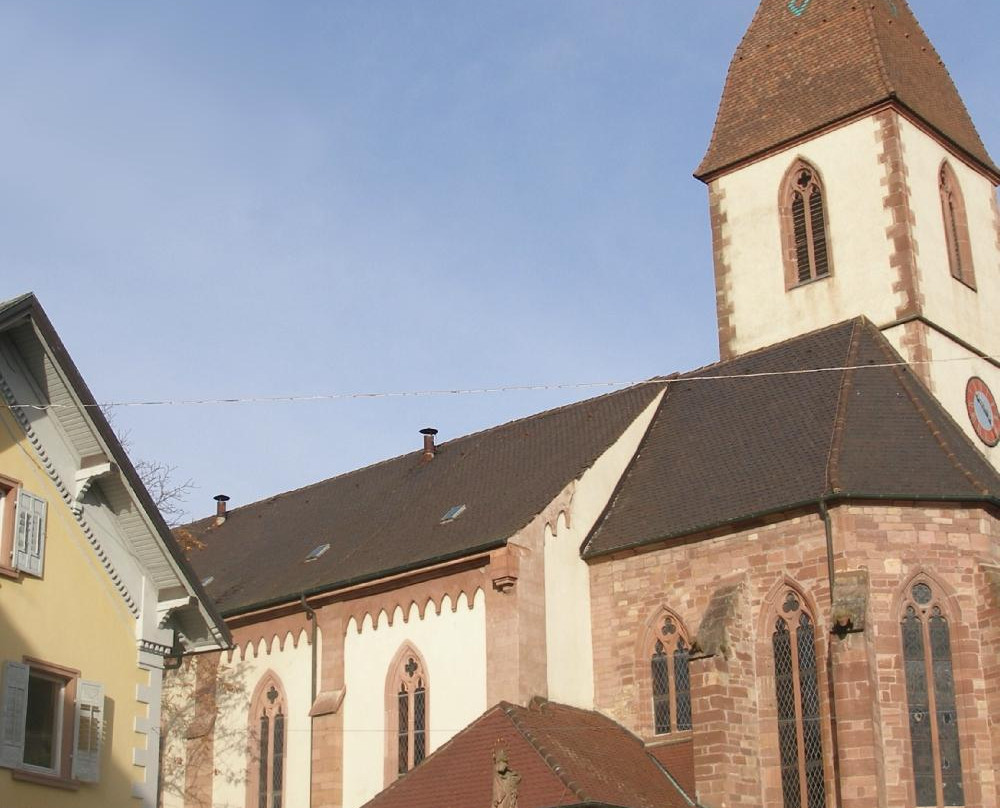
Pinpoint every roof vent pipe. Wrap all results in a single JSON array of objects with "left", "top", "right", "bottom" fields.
[
  {"left": 419, "top": 428, "right": 438, "bottom": 462},
  {"left": 214, "top": 494, "right": 230, "bottom": 525}
]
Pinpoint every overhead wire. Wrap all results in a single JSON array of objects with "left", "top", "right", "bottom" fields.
[{"left": 1, "top": 352, "right": 996, "bottom": 412}]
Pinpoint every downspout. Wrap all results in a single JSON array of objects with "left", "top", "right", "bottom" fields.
[
  {"left": 301, "top": 594, "right": 318, "bottom": 806},
  {"left": 818, "top": 496, "right": 843, "bottom": 808}
]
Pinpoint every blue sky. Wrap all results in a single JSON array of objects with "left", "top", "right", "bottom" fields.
[{"left": 2, "top": 1, "right": 998, "bottom": 519}]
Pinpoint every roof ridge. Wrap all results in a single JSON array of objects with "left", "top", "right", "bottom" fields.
[
  {"left": 870, "top": 326, "right": 991, "bottom": 495},
  {"left": 823, "top": 319, "right": 863, "bottom": 494},
  {"left": 502, "top": 701, "right": 590, "bottom": 803},
  {"left": 862, "top": 3, "right": 894, "bottom": 99},
  {"left": 186, "top": 379, "right": 666, "bottom": 525}
]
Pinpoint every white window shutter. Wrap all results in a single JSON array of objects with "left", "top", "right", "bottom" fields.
[
  {"left": 72, "top": 680, "right": 104, "bottom": 783},
  {"left": 0, "top": 661, "right": 29, "bottom": 769},
  {"left": 14, "top": 491, "right": 46, "bottom": 577}
]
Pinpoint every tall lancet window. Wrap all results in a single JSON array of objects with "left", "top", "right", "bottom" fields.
[
  {"left": 939, "top": 162, "right": 976, "bottom": 289},
  {"left": 648, "top": 613, "right": 692, "bottom": 736},
  {"left": 771, "top": 589, "right": 826, "bottom": 808},
  {"left": 247, "top": 674, "right": 287, "bottom": 808},
  {"left": 386, "top": 645, "right": 429, "bottom": 781},
  {"left": 901, "top": 579, "right": 964, "bottom": 807},
  {"left": 781, "top": 160, "right": 832, "bottom": 288}
]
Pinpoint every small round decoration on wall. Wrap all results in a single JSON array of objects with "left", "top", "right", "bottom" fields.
[{"left": 966, "top": 377, "right": 1000, "bottom": 447}]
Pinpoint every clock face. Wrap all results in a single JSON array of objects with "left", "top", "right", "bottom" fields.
[{"left": 966, "top": 377, "right": 1000, "bottom": 447}]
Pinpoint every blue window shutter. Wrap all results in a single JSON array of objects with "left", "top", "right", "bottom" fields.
[
  {"left": 14, "top": 491, "right": 46, "bottom": 577},
  {"left": 0, "top": 661, "right": 29, "bottom": 768},
  {"left": 72, "top": 680, "right": 104, "bottom": 782}
]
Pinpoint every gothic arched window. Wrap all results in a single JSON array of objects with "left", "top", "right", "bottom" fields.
[
  {"left": 771, "top": 589, "right": 825, "bottom": 808},
  {"left": 648, "top": 613, "right": 692, "bottom": 736},
  {"left": 900, "top": 579, "right": 964, "bottom": 807},
  {"left": 385, "top": 646, "right": 429, "bottom": 780},
  {"left": 247, "top": 674, "right": 286, "bottom": 808},
  {"left": 781, "top": 161, "right": 832, "bottom": 288},
  {"left": 939, "top": 162, "right": 976, "bottom": 289}
]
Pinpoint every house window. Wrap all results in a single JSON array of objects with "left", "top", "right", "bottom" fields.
[
  {"left": 0, "top": 658, "right": 104, "bottom": 784},
  {"left": 781, "top": 160, "right": 832, "bottom": 288},
  {"left": 386, "top": 646, "right": 428, "bottom": 780},
  {"left": 772, "top": 590, "right": 825, "bottom": 808},
  {"left": 901, "top": 580, "right": 964, "bottom": 807},
  {"left": 0, "top": 476, "right": 18, "bottom": 573},
  {"left": 649, "top": 614, "right": 692, "bottom": 735},
  {"left": 248, "top": 675, "right": 286, "bottom": 808},
  {"left": 0, "top": 480, "right": 47, "bottom": 578},
  {"left": 939, "top": 162, "right": 976, "bottom": 290}
]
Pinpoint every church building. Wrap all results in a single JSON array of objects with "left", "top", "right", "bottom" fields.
[{"left": 162, "top": 2, "right": 1000, "bottom": 808}]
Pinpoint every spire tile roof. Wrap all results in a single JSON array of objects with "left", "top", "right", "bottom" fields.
[{"left": 696, "top": 0, "right": 997, "bottom": 180}]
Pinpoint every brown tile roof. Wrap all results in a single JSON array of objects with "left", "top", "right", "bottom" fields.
[
  {"left": 361, "top": 699, "right": 695, "bottom": 808},
  {"left": 696, "top": 0, "right": 997, "bottom": 180},
  {"left": 184, "top": 382, "right": 664, "bottom": 615},
  {"left": 584, "top": 318, "right": 1000, "bottom": 558}
]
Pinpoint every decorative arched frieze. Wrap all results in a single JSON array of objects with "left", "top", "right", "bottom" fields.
[
  {"left": 347, "top": 585, "right": 485, "bottom": 634},
  {"left": 383, "top": 643, "right": 430, "bottom": 785},
  {"left": 246, "top": 671, "right": 288, "bottom": 808},
  {"left": 938, "top": 160, "right": 976, "bottom": 290},
  {"left": 779, "top": 158, "right": 833, "bottom": 289}
]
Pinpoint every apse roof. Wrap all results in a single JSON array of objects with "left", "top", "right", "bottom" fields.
[
  {"left": 696, "top": 0, "right": 998, "bottom": 180},
  {"left": 583, "top": 318, "right": 1000, "bottom": 558}
]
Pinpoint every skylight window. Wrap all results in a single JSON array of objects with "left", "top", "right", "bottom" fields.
[
  {"left": 304, "top": 543, "right": 330, "bottom": 562},
  {"left": 440, "top": 504, "right": 466, "bottom": 523},
  {"left": 201, "top": 576, "right": 215, "bottom": 587}
]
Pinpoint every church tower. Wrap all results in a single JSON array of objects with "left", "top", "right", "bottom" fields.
[{"left": 697, "top": 0, "right": 1000, "bottom": 466}]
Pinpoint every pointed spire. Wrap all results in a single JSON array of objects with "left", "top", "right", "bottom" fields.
[{"left": 696, "top": 0, "right": 997, "bottom": 181}]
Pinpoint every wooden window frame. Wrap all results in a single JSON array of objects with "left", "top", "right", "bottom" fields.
[
  {"left": 383, "top": 644, "right": 429, "bottom": 785},
  {"left": 938, "top": 162, "right": 976, "bottom": 290},
  {"left": 2, "top": 657, "right": 84, "bottom": 790},
  {"left": 641, "top": 611, "right": 693, "bottom": 740},
  {"left": 0, "top": 475, "right": 20, "bottom": 579},
  {"left": 245, "top": 673, "right": 287, "bottom": 808},
  {"left": 900, "top": 577, "right": 966, "bottom": 807},
  {"left": 780, "top": 159, "right": 834, "bottom": 290},
  {"left": 769, "top": 589, "right": 826, "bottom": 808}
]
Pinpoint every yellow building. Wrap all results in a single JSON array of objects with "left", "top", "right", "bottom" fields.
[{"left": 0, "top": 293, "right": 228, "bottom": 808}]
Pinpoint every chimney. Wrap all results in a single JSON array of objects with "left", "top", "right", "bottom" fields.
[
  {"left": 419, "top": 428, "right": 438, "bottom": 463},
  {"left": 214, "top": 494, "right": 230, "bottom": 525}
]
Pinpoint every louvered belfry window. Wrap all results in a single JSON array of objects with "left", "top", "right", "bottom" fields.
[
  {"left": 783, "top": 161, "right": 832, "bottom": 287},
  {"left": 901, "top": 580, "right": 964, "bottom": 807},
  {"left": 392, "top": 650, "right": 429, "bottom": 777},
  {"left": 938, "top": 162, "right": 976, "bottom": 289},
  {"left": 649, "top": 615, "right": 692, "bottom": 736},
  {"left": 772, "top": 590, "right": 826, "bottom": 808}
]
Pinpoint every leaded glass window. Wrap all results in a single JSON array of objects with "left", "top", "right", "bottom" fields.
[
  {"left": 782, "top": 161, "right": 832, "bottom": 288},
  {"left": 390, "top": 649, "right": 429, "bottom": 778},
  {"left": 250, "top": 677, "right": 286, "bottom": 808},
  {"left": 648, "top": 614, "right": 693, "bottom": 736},
  {"left": 901, "top": 580, "right": 964, "bottom": 807},
  {"left": 771, "top": 590, "right": 826, "bottom": 808}
]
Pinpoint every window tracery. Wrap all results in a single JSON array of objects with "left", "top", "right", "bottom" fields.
[
  {"left": 771, "top": 589, "right": 825, "bottom": 808},
  {"left": 900, "top": 578, "right": 964, "bottom": 807},
  {"left": 247, "top": 675, "right": 286, "bottom": 808},
  {"left": 648, "top": 613, "right": 692, "bottom": 735},
  {"left": 386, "top": 646, "right": 428, "bottom": 780},
  {"left": 781, "top": 160, "right": 832, "bottom": 288}
]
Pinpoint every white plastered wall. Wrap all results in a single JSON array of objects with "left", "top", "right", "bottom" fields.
[
  {"left": 341, "top": 589, "right": 487, "bottom": 808},
  {"left": 897, "top": 117, "right": 1000, "bottom": 358},
  {"left": 544, "top": 389, "right": 665, "bottom": 708},
  {"left": 883, "top": 324, "right": 1000, "bottom": 469},
  {"left": 716, "top": 115, "right": 898, "bottom": 354},
  {"left": 209, "top": 631, "right": 315, "bottom": 808}
]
